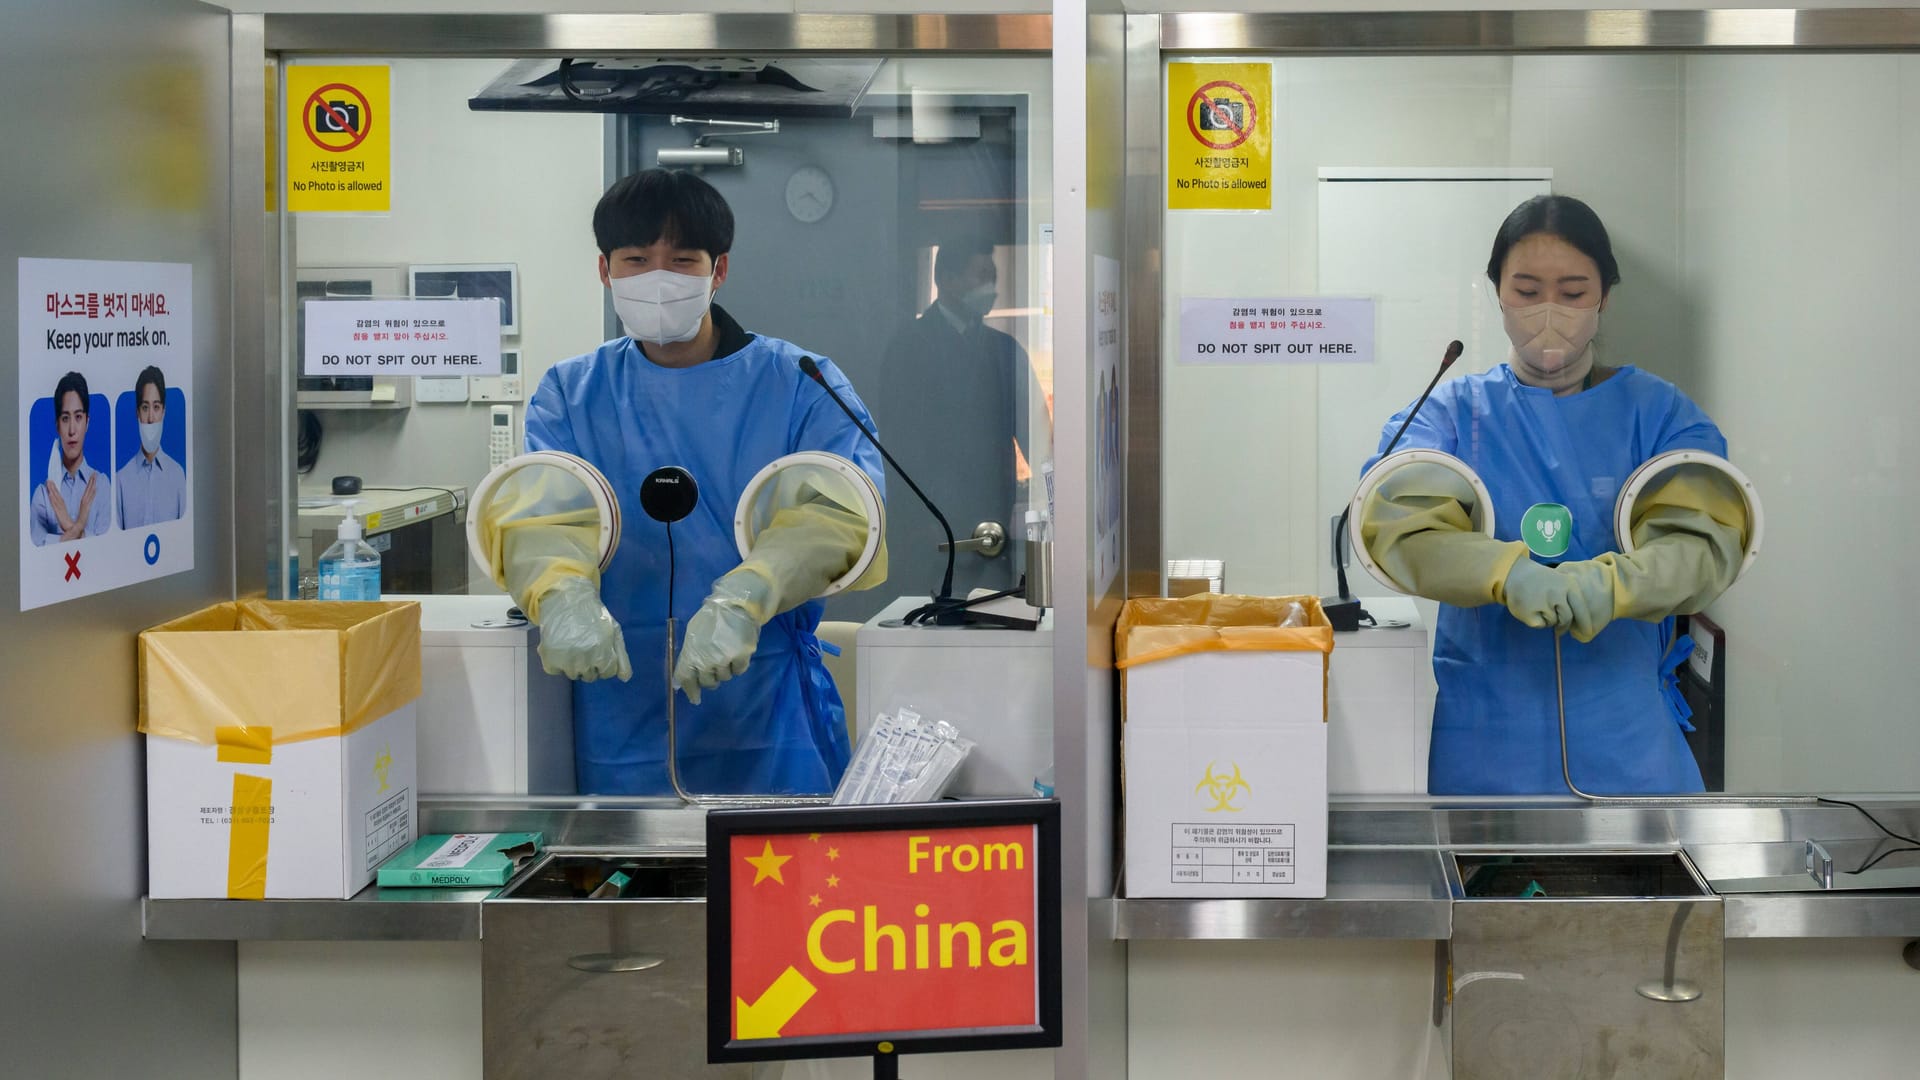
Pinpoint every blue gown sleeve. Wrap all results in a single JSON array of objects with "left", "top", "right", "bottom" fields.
[
  {"left": 524, "top": 366, "right": 576, "bottom": 455},
  {"left": 790, "top": 358, "right": 887, "bottom": 501},
  {"left": 1652, "top": 385, "right": 1729, "bottom": 457},
  {"left": 1362, "top": 384, "right": 1461, "bottom": 476}
]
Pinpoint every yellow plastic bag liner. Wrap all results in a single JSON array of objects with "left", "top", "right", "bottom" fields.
[
  {"left": 139, "top": 599, "right": 422, "bottom": 748},
  {"left": 1116, "top": 594, "right": 1334, "bottom": 670}
]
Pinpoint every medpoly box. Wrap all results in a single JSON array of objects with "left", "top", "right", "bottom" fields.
[
  {"left": 1119, "top": 595, "right": 1332, "bottom": 899},
  {"left": 140, "top": 600, "right": 422, "bottom": 900}
]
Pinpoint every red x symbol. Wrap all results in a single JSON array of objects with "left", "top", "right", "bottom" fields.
[{"left": 63, "top": 552, "right": 81, "bottom": 581}]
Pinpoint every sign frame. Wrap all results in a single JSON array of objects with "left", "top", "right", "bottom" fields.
[{"left": 706, "top": 799, "right": 1063, "bottom": 1066}]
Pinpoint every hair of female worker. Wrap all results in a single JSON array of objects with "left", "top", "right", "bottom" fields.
[
  {"left": 54, "top": 370, "right": 89, "bottom": 413},
  {"left": 135, "top": 365, "right": 166, "bottom": 402},
  {"left": 592, "top": 168, "right": 735, "bottom": 259},
  {"left": 1486, "top": 194, "right": 1622, "bottom": 295}
]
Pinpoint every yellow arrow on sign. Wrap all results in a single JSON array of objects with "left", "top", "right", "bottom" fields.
[{"left": 736, "top": 965, "right": 818, "bottom": 1039}]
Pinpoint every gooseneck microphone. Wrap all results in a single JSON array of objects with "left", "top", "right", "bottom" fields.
[
  {"left": 797, "top": 356, "right": 962, "bottom": 618},
  {"left": 1327, "top": 339, "right": 1464, "bottom": 631}
]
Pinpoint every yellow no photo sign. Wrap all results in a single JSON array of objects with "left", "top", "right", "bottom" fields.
[
  {"left": 1167, "top": 62, "right": 1272, "bottom": 211},
  {"left": 285, "top": 64, "right": 391, "bottom": 213}
]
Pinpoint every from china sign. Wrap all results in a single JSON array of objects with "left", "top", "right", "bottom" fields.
[{"left": 707, "top": 801, "right": 1062, "bottom": 1068}]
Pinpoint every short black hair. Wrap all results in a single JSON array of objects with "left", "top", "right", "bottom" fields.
[
  {"left": 593, "top": 168, "right": 734, "bottom": 259},
  {"left": 54, "top": 371, "right": 89, "bottom": 415},
  {"left": 135, "top": 365, "right": 166, "bottom": 404},
  {"left": 934, "top": 233, "right": 995, "bottom": 288},
  {"left": 1486, "top": 195, "right": 1622, "bottom": 295}
]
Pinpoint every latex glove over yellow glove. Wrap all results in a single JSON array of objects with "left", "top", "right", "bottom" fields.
[
  {"left": 533, "top": 576, "right": 632, "bottom": 682},
  {"left": 1552, "top": 464, "right": 1750, "bottom": 643},
  {"left": 672, "top": 480, "right": 887, "bottom": 703},
  {"left": 1501, "top": 558, "right": 1576, "bottom": 632},
  {"left": 672, "top": 571, "right": 768, "bottom": 705}
]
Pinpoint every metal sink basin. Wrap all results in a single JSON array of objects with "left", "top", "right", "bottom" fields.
[
  {"left": 1446, "top": 851, "right": 1722, "bottom": 1080},
  {"left": 483, "top": 852, "right": 746, "bottom": 1079},
  {"left": 497, "top": 852, "right": 707, "bottom": 900},
  {"left": 1454, "top": 850, "right": 1711, "bottom": 900}
]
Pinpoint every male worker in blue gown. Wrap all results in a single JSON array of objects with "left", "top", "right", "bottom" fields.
[{"left": 520, "top": 168, "right": 887, "bottom": 796}]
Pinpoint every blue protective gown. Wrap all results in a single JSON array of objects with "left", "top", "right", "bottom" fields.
[
  {"left": 1365, "top": 363, "right": 1726, "bottom": 795},
  {"left": 526, "top": 306, "right": 884, "bottom": 796}
]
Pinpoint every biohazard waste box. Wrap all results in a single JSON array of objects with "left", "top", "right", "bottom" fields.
[
  {"left": 1118, "top": 594, "right": 1332, "bottom": 899},
  {"left": 140, "top": 600, "right": 422, "bottom": 900}
]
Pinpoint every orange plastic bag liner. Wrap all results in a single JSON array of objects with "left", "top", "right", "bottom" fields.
[
  {"left": 138, "top": 599, "right": 421, "bottom": 747},
  {"left": 1115, "top": 594, "right": 1333, "bottom": 670}
]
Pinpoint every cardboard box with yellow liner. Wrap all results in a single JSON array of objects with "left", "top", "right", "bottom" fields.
[
  {"left": 141, "top": 600, "right": 422, "bottom": 900},
  {"left": 1118, "top": 594, "right": 1333, "bottom": 899}
]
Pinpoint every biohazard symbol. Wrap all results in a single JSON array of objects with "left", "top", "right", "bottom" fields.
[
  {"left": 1194, "top": 762, "right": 1251, "bottom": 813},
  {"left": 373, "top": 745, "right": 393, "bottom": 793}
]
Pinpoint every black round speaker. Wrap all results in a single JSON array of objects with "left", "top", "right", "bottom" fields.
[{"left": 639, "top": 466, "right": 698, "bottom": 524}]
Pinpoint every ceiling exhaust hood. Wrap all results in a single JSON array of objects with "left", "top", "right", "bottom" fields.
[{"left": 468, "top": 58, "right": 884, "bottom": 118}]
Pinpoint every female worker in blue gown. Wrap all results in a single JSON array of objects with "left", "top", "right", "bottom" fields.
[{"left": 1359, "top": 196, "right": 1750, "bottom": 795}]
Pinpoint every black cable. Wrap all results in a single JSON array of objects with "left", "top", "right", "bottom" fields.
[
  {"left": 1334, "top": 347, "right": 1457, "bottom": 602},
  {"left": 1816, "top": 797, "right": 1920, "bottom": 848},
  {"left": 557, "top": 58, "right": 588, "bottom": 103},
  {"left": 1334, "top": 506, "right": 1354, "bottom": 600},
  {"left": 1852, "top": 844, "right": 1920, "bottom": 877},
  {"left": 296, "top": 410, "right": 321, "bottom": 475}
]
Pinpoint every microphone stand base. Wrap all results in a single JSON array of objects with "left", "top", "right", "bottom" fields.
[
  {"left": 903, "top": 592, "right": 1040, "bottom": 632},
  {"left": 1321, "top": 595, "right": 1364, "bottom": 633}
]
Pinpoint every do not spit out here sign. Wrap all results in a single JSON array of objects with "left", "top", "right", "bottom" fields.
[{"left": 1179, "top": 296, "right": 1376, "bottom": 366}]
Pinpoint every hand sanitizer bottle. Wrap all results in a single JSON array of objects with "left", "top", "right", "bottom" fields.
[{"left": 317, "top": 503, "right": 381, "bottom": 601}]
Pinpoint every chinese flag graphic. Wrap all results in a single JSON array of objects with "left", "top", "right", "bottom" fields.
[{"left": 728, "top": 824, "right": 1040, "bottom": 1041}]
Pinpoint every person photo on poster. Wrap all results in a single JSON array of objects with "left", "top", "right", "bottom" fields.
[
  {"left": 29, "top": 371, "right": 113, "bottom": 546},
  {"left": 116, "top": 365, "right": 187, "bottom": 529}
]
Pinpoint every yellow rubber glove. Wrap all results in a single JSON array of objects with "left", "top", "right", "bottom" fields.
[
  {"left": 1554, "top": 464, "right": 1750, "bottom": 643},
  {"left": 479, "top": 463, "right": 630, "bottom": 680},
  {"left": 671, "top": 475, "right": 888, "bottom": 702},
  {"left": 1359, "top": 461, "right": 1532, "bottom": 610}
]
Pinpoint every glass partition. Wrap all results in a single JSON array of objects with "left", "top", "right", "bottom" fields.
[
  {"left": 1158, "top": 51, "right": 1919, "bottom": 795},
  {"left": 278, "top": 52, "right": 1053, "bottom": 797}
]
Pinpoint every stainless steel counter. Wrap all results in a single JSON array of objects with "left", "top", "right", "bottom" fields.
[{"left": 142, "top": 797, "right": 1920, "bottom": 943}]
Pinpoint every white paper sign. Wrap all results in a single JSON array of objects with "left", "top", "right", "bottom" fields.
[
  {"left": 1179, "top": 296, "right": 1375, "bottom": 365},
  {"left": 303, "top": 298, "right": 502, "bottom": 376},
  {"left": 18, "top": 258, "right": 195, "bottom": 610}
]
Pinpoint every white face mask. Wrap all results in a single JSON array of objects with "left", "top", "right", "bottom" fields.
[
  {"left": 956, "top": 284, "right": 998, "bottom": 322},
  {"left": 609, "top": 269, "right": 714, "bottom": 345},
  {"left": 139, "top": 419, "right": 164, "bottom": 456},
  {"left": 1502, "top": 300, "right": 1600, "bottom": 391}
]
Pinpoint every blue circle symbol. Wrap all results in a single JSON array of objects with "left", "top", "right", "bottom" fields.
[{"left": 144, "top": 534, "right": 161, "bottom": 566}]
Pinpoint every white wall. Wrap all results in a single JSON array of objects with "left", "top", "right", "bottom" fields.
[
  {"left": 294, "top": 57, "right": 605, "bottom": 594},
  {"left": 239, "top": 943, "right": 483, "bottom": 1080},
  {"left": 1681, "top": 55, "right": 1920, "bottom": 792}
]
